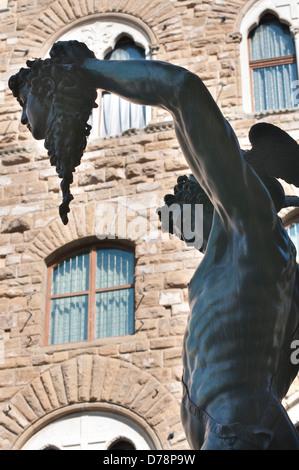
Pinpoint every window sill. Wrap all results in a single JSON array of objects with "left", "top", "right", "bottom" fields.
[
  {"left": 86, "top": 119, "right": 175, "bottom": 149},
  {"left": 253, "top": 107, "right": 299, "bottom": 119},
  {"left": 43, "top": 331, "right": 141, "bottom": 354},
  {"left": 225, "top": 107, "right": 299, "bottom": 122}
]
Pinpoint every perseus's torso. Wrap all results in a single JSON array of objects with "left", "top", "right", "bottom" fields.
[{"left": 183, "top": 211, "right": 297, "bottom": 413}]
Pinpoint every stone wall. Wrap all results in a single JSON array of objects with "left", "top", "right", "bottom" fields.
[{"left": 0, "top": 0, "right": 299, "bottom": 450}]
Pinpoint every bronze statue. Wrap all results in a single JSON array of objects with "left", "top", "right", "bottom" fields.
[{"left": 8, "top": 40, "right": 299, "bottom": 450}]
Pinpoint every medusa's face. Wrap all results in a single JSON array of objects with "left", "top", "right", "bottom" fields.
[
  {"left": 157, "top": 197, "right": 214, "bottom": 253},
  {"left": 157, "top": 175, "right": 214, "bottom": 253},
  {"left": 19, "top": 86, "right": 51, "bottom": 140}
]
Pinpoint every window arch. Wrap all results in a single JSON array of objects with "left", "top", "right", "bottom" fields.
[
  {"left": 54, "top": 17, "right": 152, "bottom": 137},
  {"left": 21, "top": 409, "right": 157, "bottom": 450},
  {"left": 45, "top": 242, "right": 135, "bottom": 345},
  {"left": 42, "top": 445, "right": 61, "bottom": 451},
  {"left": 249, "top": 14, "right": 298, "bottom": 112},
  {"left": 239, "top": 1, "right": 299, "bottom": 113},
  {"left": 108, "top": 438, "right": 136, "bottom": 450}
]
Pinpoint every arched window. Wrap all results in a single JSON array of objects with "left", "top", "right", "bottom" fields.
[
  {"left": 108, "top": 438, "right": 136, "bottom": 450},
  {"left": 100, "top": 37, "right": 147, "bottom": 137},
  {"left": 42, "top": 445, "right": 60, "bottom": 451},
  {"left": 249, "top": 14, "right": 298, "bottom": 112},
  {"left": 45, "top": 243, "right": 135, "bottom": 345},
  {"left": 53, "top": 17, "right": 153, "bottom": 137},
  {"left": 21, "top": 409, "right": 157, "bottom": 450}
]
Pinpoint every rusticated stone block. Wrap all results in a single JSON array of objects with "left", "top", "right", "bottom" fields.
[
  {"left": 78, "top": 170, "right": 105, "bottom": 186},
  {"left": 1, "top": 216, "right": 30, "bottom": 233},
  {"left": 159, "top": 290, "right": 182, "bottom": 306},
  {"left": 0, "top": 410, "right": 24, "bottom": 437},
  {"left": 1, "top": 152, "right": 30, "bottom": 166},
  {"left": 77, "top": 355, "right": 93, "bottom": 402},
  {"left": 40, "top": 370, "right": 60, "bottom": 410},
  {"left": 10, "top": 392, "right": 37, "bottom": 423},
  {"left": 164, "top": 270, "right": 192, "bottom": 288},
  {"left": 30, "top": 377, "right": 52, "bottom": 413},
  {"left": 149, "top": 337, "right": 177, "bottom": 350},
  {"left": 100, "top": 358, "right": 121, "bottom": 402},
  {"left": 61, "top": 358, "right": 78, "bottom": 405},
  {"left": 89, "top": 355, "right": 107, "bottom": 402},
  {"left": 108, "top": 363, "right": 131, "bottom": 403},
  {"left": 21, "top": 385, "right": 44, "bottom": 418}
]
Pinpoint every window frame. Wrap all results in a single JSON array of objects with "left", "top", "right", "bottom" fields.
[
  {"left": 248, "top": 14, "right": 297, "bottom": 112},
  {"left": 44, "top": 241, "right": 135, "bottom": 346},
  {"left": 239, "top": 1, "right": 299, "bottom": 114}
]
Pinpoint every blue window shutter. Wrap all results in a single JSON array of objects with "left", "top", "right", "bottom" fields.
[
  {"left": 49, "top": 252, "right": 89, "bottom": 345},
  {"left": 50, "top": 295, "right": 88, "bottom": 345},
  {"left": 95, "top": 249, "right": 135, "bottom": 339}
]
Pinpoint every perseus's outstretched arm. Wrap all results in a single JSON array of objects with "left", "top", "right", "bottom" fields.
[
  {"left": 82, "top": 58, "right": 187, "bottom": 109},
  {"left": 82, "top": 58, "right": 273, "bottom": 224}
]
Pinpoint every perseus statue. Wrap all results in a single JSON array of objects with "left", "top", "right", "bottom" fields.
[{"left": 9, "top": 40, "right": 299, "bottom": 450}]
